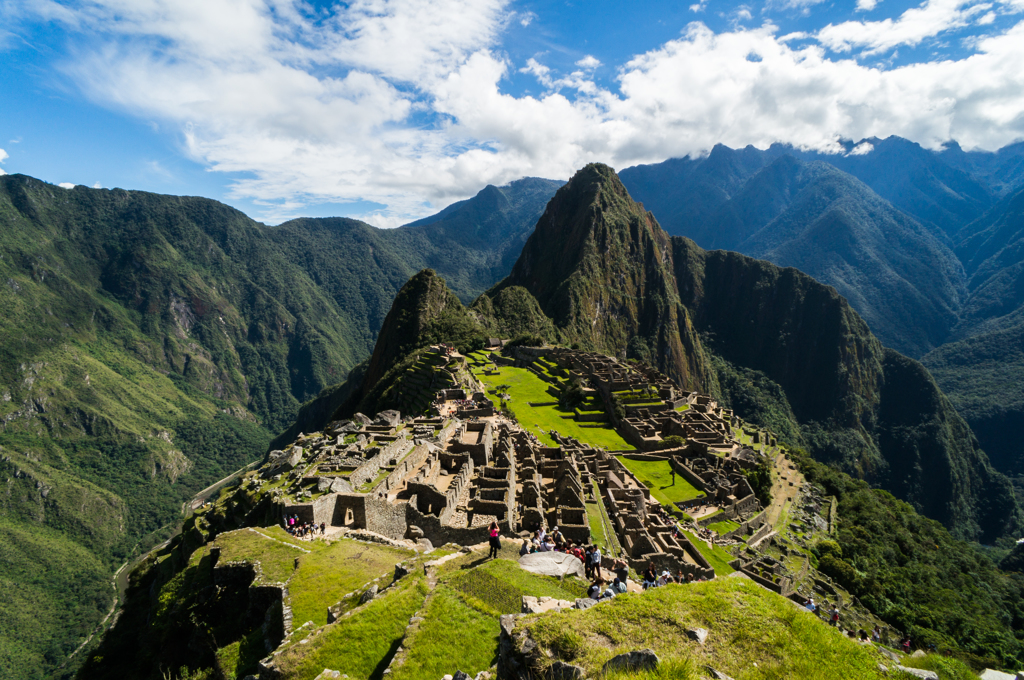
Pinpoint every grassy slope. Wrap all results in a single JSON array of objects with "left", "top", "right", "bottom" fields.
[
  {"left": 522, "top": 577, "right": 890, "bottom": 680},
  {"left": 274, "top": 574, "right": 429, "bottom": 680},
  {"left": 389, "top": 586, "right": 500, "bottom": 680}
]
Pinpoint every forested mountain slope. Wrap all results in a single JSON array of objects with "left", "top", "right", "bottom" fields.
[
  {"left": 621, "top": 139, "right": 1024, "bottom": 484},
  {"left": 0, "top": 173, "right": 558, "bottom": 679}
]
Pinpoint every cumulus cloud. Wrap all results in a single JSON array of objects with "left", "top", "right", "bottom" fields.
[
  {"left": 8, "top": 0, "right": 1024, "bottom": 223},
  {"left": 817, "top": 0, "right": 998, "bottom": 54},
  {"left": 0, "top": 147, "right": 7, "bottom": 175},
  {"left": 58, "top": 182, "right": 75, "bottom": 189},
  {"left": 856, "top": 0, "right": 880, "bottom": 10}
]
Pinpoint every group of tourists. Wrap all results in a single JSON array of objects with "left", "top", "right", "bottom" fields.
[
  {"left": 805, "top": 597, "right": 893, "bottom": 648},
  {"left": 640, "top": 559, "right": 707, "bottom": 589},
  {"left": 284, "top": 514, "right": 326, "bottom": 539}
]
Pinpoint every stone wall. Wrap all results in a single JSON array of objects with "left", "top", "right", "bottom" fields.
[
  {"left": 404, "top": 497, "right": 500, "bottom": 545},
  {"left": 381, "top": 444, "right": 430, "bottom": 493},
  {"left": 331, "top": 493, "right": 367, "bottom": 528},
  {"left": 350, "top": 439, "right": 414, "bottom": 489},
  {"left": 365, "top": 494, "right": 410, "bottom": 539},
  {"left": 284, "top": 491, "right": 338, "bottom": 525}
]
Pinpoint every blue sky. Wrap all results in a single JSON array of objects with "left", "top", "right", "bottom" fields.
[{"left": 2, "top": 0, "right": 1024, "bottom": 225}]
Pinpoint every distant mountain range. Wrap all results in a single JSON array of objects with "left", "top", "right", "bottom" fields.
[{"left": 620, "top": 136, "right": 1024, "bottom": 488}]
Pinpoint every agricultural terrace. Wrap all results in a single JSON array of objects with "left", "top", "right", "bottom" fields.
[{"left": 466, "top": 352, "right": 632, "bottom": 451}]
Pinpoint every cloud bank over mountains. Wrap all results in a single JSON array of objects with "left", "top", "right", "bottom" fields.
[{"left": 7, "top": 0, "right": 1024, "bottom": 223}]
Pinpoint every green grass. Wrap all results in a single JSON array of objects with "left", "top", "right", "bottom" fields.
[
  {"left": 390, "top": 586, "right": 500, "bottom": 680},
  {"left": 273, "top": 573, "right": 429, "bottom": 680},
  {"left": 474, "top": 365, "right": 633, "bottom": 450},
  {"left": 897, "top": 653, "right": 977, "bottom": 680},
  {"left": 288, "top": 539, "right": 414, "bottom": 627},
  {"left": 680, "top": 529, "right": 736, "bottom": 575},
  {"left": 522, "top": 577, "right": 892, "bottom": 680},
  {"left": 212, "top": 529, "right": 304, "bottom": 583},
  {"left": 215, "top": 628, "right": 265, "bottom": 680},
  {"left": 616, "top": 457, "right": 704, "bottom": 506},
  {"left": 707, "top": 519, "right": 741, "bottom": 535},
  {"left": 444, "top": 559, "right": 586, "bottom": 615}
]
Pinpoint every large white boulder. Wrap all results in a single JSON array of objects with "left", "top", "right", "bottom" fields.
[{"left": 517, "top": 551, "right": 585, "bottom": 579}]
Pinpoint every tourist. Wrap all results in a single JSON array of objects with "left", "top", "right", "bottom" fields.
[
  {"left": 858, "top": 630, "right": 869, "bottom": 643},
  {"left": 830, "top": 607, "right": 840, "bottom": 627},
  {"left": 612, "top": 557, "right": 629, "bottom": 585},
  {"left": 320, "top": 521, "right": 326, "bottom": 535},
  {"left": 657, "top": 570, "right": 671, "bottom": 587},
  {"left": 804, "top": 597, "right": 816, "bottom": 613},
  {"left": 642, "top": 561, "right": 657, "bottom": 589},
  {"left": 584, "top": 546, "right": 594, "bottom": 578},
  {"left": 488, "top": 521, "right": 501, "bottom": 559},
  {"left": 871, "top": 626, "right": 881, "bottom": 643},
  {"left": 587, "top": 578, "right": 606, "bottom": 600},
  {"left": 590, "top": 544, "right": 603, "bottom": 579},
  {"left": 519, "top": 538, "right": 531, "bottom": 557},
  {"left": 540, "top": 536, "right": 554, "bottom": 552},
  {"left": 551, "top": 527, "right": 565, "bottom": 549}
]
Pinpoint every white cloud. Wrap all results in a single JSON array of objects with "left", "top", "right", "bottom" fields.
[
  {"left": 856, "top": 0, "right": 880, "bottom": 10},
  {"left": 776, "top": 0, "right": 827, "bottom": 10},
  {"left": 848, "top": 141, "right": 875, "bottom": 154},
  {"left": 0, "top": 147, "right": 7, "bottom": 175},
  {"left": 690, "top": 1, "right": 709, "bottom": 12},
  {"left": 92, "top": 181, "right": 102, "bottom": 188},
  {"left": 818, "top": 0, "right": 996, "bottom": 54},
  {"left": 58, "top": 182, "right": 75, "bottom": 189},
  {"left": 518, "top": 11, "right": 536, "bottom": 27},
  {"left": 10, "top": 0, "right": 1024, "bottom": 223}
]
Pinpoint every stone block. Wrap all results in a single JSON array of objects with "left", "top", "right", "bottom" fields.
[
  {"left": 359, "top": 585, "right": 378, "bottom": 605},
  {"left": 602, "top": 649, "right": 659, "bottom": 675},
  {"left": 686, "top": 628, "right": 709, "bottom": 645},
  {"left": 353, "top": 413, "right": 372, "bottom": 425},
  {"left": 704, "top": 667, "right": 736, "bottom": 680},
  {"left": 549, "top": 661, "right": 584, "bottom": 680},
  {"left": 375, "top": 410, "right": 402, "bottom": 427},
  {"left": 895, "top": 667, "right": 938, "bottom": 680}
]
